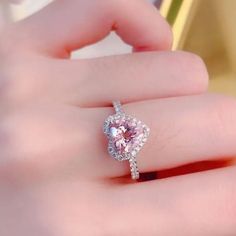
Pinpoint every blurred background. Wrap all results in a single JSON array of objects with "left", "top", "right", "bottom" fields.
[{"left": 0, "top": 0, "right": 235, "bottom": 96}]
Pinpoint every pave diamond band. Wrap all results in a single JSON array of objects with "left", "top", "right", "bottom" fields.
[
  {"left": 129, "top": 157, "right": 139, "bottom": 180},
  {"left": 113, "top": 100, "right": 123, "bottom": 114},
  {"left": 103, "top": 101, "right": 150, "bottom": 180}
]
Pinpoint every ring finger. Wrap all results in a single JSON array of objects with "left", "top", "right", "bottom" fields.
[{"left": 81, "top": 93, "right": 236, "bottom": 178}]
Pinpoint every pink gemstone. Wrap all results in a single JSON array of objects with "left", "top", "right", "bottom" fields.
[{"left": 108, "top": 118, "right": 145, "bottom": 156}]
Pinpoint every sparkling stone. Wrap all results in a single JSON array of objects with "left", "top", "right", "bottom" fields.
[
  {"left": 106, "top": 115, "right": 149, "bottom": 160},
  {"left": 109, "top": 127, "right": 119, "bottom": 138}
]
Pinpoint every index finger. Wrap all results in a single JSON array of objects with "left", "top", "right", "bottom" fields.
[{"left": 13, "top": 0, "right": 172, "bottom": 57}]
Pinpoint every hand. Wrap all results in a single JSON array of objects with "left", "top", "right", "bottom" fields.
[{"left": 0, "top": 1, "right": 235, "bottom": 235}]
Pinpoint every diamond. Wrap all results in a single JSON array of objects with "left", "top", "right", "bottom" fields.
[{"left": 104, "top": 114, "right": 149, "bottom": 161}]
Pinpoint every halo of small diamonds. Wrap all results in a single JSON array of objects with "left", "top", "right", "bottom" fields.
[{"left": 103, "top": 113, "right": 150, "bottom": 161}]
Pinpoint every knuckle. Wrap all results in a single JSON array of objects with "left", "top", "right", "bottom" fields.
[
  {"left": 0, "top": 53, "right": 47, "bottom": 104},
  {"left": 212, "top": 96, "right": 236, "bottom": 133},
  {"left": 0, "top": 29, "right": 36, "bottom": 103},
  {"left": 174, "top": 51, "right": 209, "bottom": 92}
]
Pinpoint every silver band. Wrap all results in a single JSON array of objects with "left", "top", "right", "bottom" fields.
[
  {"left": 129, "top": 157, "right": 140, "bottom": 180},
  {"left": 113, "top": 101, "right": 123, "bottom": 114}
]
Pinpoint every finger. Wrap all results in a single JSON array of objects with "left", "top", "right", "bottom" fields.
[
  {"left": 115, "top": 166, "right": 236, "bottom": 235},
  {"left": 4, "top": 51, "right": 208, "bottom": 106},
  {"left": 71, "top": 51, "right": 208, "bottom": 106},
  {"left": 81, "top": 93, "right": 236, "bottom": 178},
  {"left": 2, "top": 94, "right": 235, "bottom": 182},
  {"left": 0, "top": 103, "right": 85, "bottom": 180},
  {"left": 14, "top": 0, "right": 172, "bottom": 56}
]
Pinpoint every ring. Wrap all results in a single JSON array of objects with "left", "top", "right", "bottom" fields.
[{"left": 103, "top": 101, "right": 150, "bottom": 180}]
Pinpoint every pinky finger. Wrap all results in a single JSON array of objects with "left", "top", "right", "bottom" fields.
[{"left": 112, "top": 166, "right": 236, "bottom": 236}]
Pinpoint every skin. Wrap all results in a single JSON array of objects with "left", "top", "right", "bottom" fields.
[{"left": 0, "top": 0, "right": 236, "bottom": 235}]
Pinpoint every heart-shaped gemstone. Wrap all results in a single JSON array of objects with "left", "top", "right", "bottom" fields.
[{"left": 104, "top": 114, "right": 150, "bottom": 161}]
